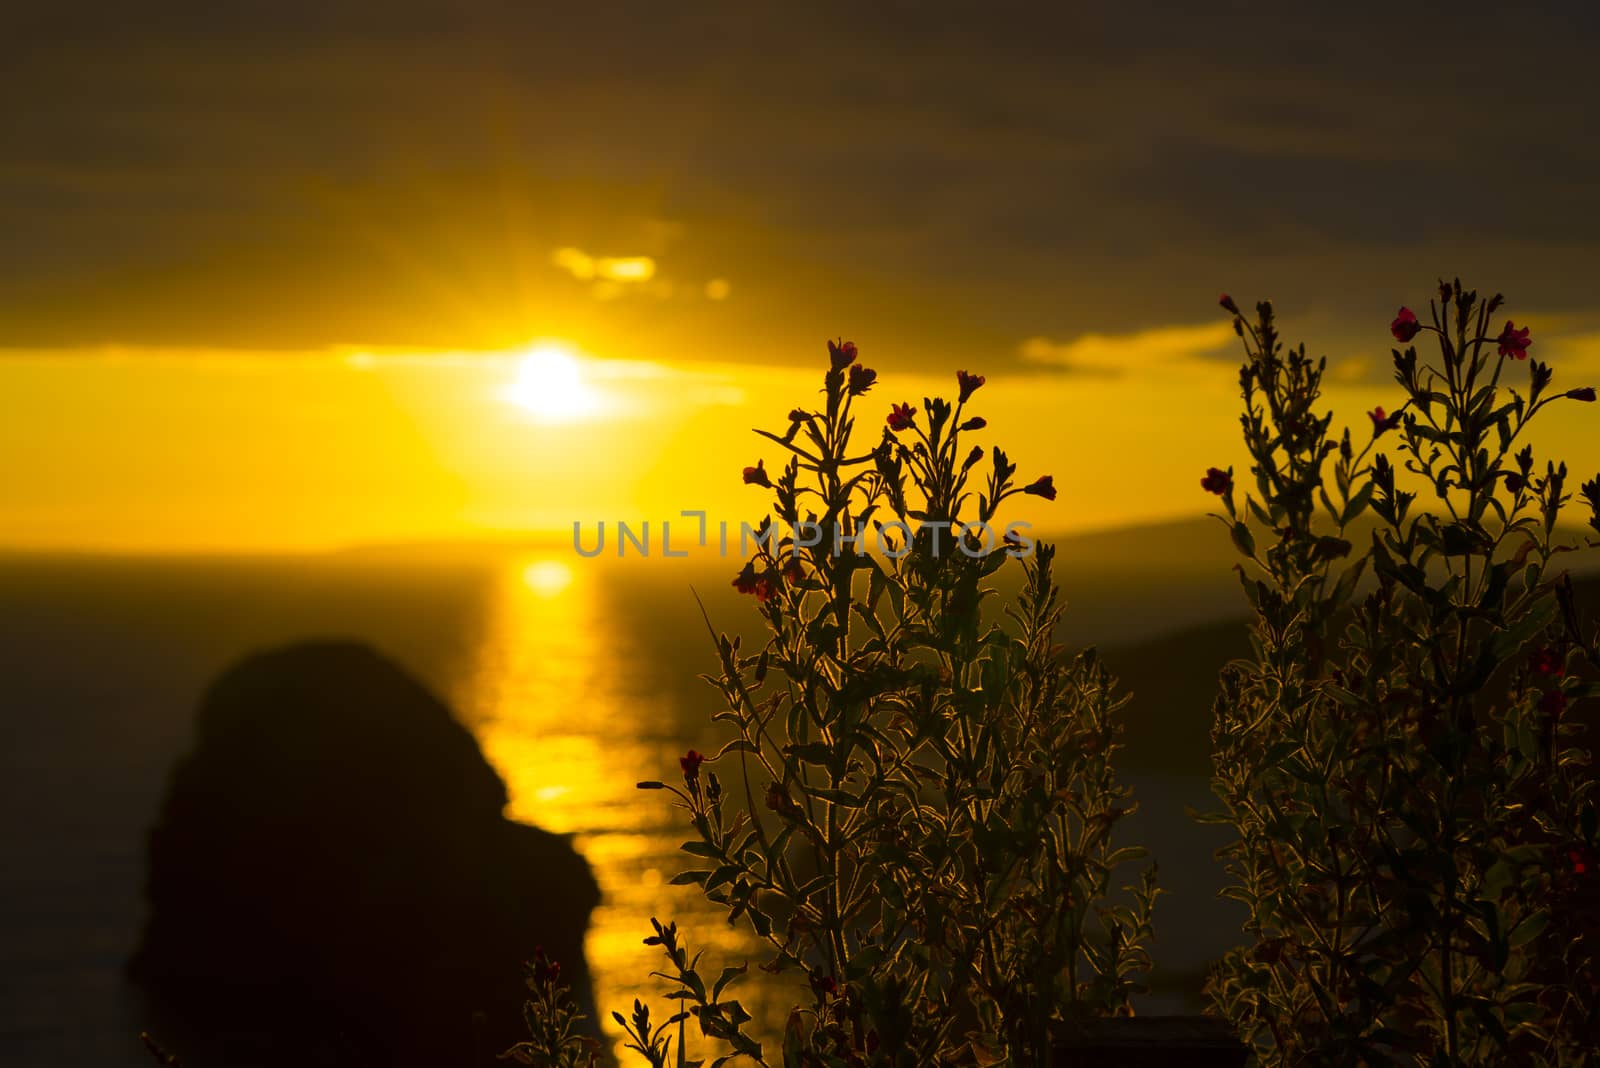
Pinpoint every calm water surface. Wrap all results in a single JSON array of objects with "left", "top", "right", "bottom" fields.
[{"left": 0, "top": 541, "right": 1242, "bottom": 1065}]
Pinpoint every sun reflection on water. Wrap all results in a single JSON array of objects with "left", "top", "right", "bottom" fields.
[{"left": 460, "top": 554, "right": 780, "bottom": 1059}]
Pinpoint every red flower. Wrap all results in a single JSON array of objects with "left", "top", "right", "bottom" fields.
[
  {"left": 959, "top": 416, "right": 987, "bottom": 431},
  {"left": 531, "top": 946, "right": 561, "bottom": 984},
  {"left": 1022, "top": 475, "right": 1056, "bottom": 501},
  {"left": 848, "top": 364, "right": 877, "bottom": 396},
  {"left": 1201, "top": 467, "right": 1233, "bottom": 495},
  {"left": 828, "top": 338, "right": 858, "bottom": 370},
  {"left": 679, "top": 749, "right": 706, "bottom": 781},
  {"left": 1568, "top": 386, "right": 1597, "bottom": 402},
  {"left": 1368, "top": 406, "right": 1401, "bottom": 434},
  {"left": 1391, "top": 307, "right": 1422, "bottom": 343},
  {"left": 1531, "top": 646, "right": 1563, "bottom": 676},
  {"left": 1219, "top": 293, "right": 1240, "bottom": 315},
  {"left": 742, "top": 460, "right": 772, "bottom": 488},
  {"left": 887, "top": 402, "right": 917, "bottom": 431},
  {"left": 782, "top": 556, "right": 804, "bottom": 585},
  {"left": 956, "top": 370, "right": 986, "bottom": 402},
  {"left": 1497, "top": 321, "right": 1532, "bottom": 360},
  {"left": 733, "top": 562, "right": 770, "bottom": 600}
]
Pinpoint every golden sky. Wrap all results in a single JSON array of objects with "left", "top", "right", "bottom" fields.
[
  {"left": 4, "top": 4, "right": 1600, "bottom": 551},
  {"left": 4, "top": 325, "right": 1598, "bottom": 552}
]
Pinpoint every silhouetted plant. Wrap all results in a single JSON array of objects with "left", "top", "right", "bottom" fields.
[
  {"left": 505, "top": 948, "right": 604, "bottom": 1067},
  {"left": 1203, "top": 283, "right": 1600, "bottom": 1064},
  {"left": 514, "top": 342, "right": 1156, "bottom": 1065}
]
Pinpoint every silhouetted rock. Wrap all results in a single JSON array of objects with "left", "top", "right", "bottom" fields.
[{"left": 129, "top": 640, "right": 600, "bottom": 1067}]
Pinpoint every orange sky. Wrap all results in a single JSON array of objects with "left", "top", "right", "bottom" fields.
[
  {"left": 5, "top": 7, "right": 1600, "bottom": 552},
  {"left": 4, "top": 319, "right": 1598, "bottom": 553}
]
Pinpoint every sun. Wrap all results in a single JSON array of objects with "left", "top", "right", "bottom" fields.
[{"left": 503, "top": 342, "right": 602, "bottom": 422}]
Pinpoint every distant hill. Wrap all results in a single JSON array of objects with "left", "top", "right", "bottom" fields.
[{"left": 1101, "top": 572, "right": 1600, "bottom": 778}]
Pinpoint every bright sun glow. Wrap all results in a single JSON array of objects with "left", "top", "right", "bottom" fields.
[
  {"left": 521, "top": 558, "right": 573, "bottom": 598},
  {"left": 503, "top": 342, "right": 602, "bottom": 422}
]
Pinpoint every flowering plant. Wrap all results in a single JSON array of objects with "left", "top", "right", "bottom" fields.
[
  {"left": 1203, "top": 283, "right": 1600, "bottom": 1064},
  {"left": 512, "top": 342, "right": 1156, "bottom": 1065}
]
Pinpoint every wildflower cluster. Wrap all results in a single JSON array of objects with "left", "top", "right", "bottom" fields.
[
  {"left": 518, "top": 341, "right": 1154, "bottom": 1065},
  {"left": 505, "top": 948, "right": 605, "bottom": 1068},
  {"left": 1204, "top": 282, "right": 1600, "bottom": 1064}
]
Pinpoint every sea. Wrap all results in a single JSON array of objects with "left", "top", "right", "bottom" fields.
[{"left": 0, "top": 527, "right": 1260, "bottom": 1066}]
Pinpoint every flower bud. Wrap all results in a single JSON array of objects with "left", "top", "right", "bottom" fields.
[{"left": 1390, "top": 307, "right": 1422, "bottom": 343}]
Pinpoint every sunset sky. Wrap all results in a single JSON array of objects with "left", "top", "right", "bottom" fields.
[{"left": 4, "top": 3, "right": 1599, "bottom": 551}]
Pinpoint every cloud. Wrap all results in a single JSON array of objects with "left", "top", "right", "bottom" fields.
[
  {"left": 1543, "top": 329, "right": 1600, "bottom": 374},
  {"left": 550, "top": 247, "right": 657, "bottom": 284},
  {"left": 1327, "top": 356, "right": 1374, "bottom": 384},
  {"left": 1018, "top": 322, "right": 1236, "bottom": 377},
  {"left": 3, "top": 5, "right": 1599, "bottom": 356}
]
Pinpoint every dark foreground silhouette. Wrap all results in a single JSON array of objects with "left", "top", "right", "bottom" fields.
[{"left": 129, "top": 641, "right": 601, "bottom": 1067}]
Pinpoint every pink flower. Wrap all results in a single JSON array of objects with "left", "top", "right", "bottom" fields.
[
  {"left": 887, "top": 402, "right": 917, "bottom": 432},
  {"left": 1022, "top": 475, "right": 1056, "bottom": 501},
  {"left": 1568, "top": 386, "right": 1596, "bottom": 402},
  {"left": 742, "top": 460, "right": 772, "bottom": 488},
  {"left": 1497, "top": 321, "right": 1532, "bottom": 360},
  {"left": 1368, "top": 406, "right": 1401, "bottom": 434},
  {"left": 531, "top": 946, "right": 561, "bottom": 984},
  {"left": 679, "top": 749, "right": 706, "bottom": 782},
  {"left": 1219, "top": 293, "right": 1240, "bottom": 315},
  {"left": 848, "top": 364, "right": 877, "bottom": 396},
  {"left": 828, "top": 339, "right": 858, "bottom": 370},
  {"left": 1201, "top": 467, "right": 1233, "bottom": 495},
  {"left": 1531, "top": 646, "right": 1563, "bottom": 676},
  {"left": 1390, "top": 307, "right": 1421, "bottom": 343},
  {"left": 956, "top": 370, "right": 986, "bottom": 402}
]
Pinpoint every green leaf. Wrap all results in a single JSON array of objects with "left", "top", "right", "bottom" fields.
[
  {"left": 786, "top": 742, "right": 833, "bottom": 767},
  {"left": 1489, "top": 600, "right": 1558, "bottom": 662},
  {"left": 1508, "top": 909, "right": 1549, "bottom": 948},
  {"left": 1342, "top": 480, "right": 1374, "bottom": 525},
  {"left": 867, "top": 562, "right": 888, "bottom": 612},
  {"left": 1231, "top": 521, "right": 1256, "bottom": 559},
  {"left": 705, "top": 865, "right": 739, "bottom": 892},
  {"left": 712, "top": 964, "right": 748, "bottom": 1000}
]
